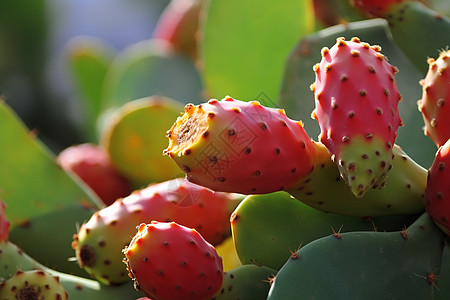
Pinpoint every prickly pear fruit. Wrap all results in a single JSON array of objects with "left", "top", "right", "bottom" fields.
[
  {"left": 417, "top": 50, "right": 450, "bottom": 148},
  {"left": 57, "top": 143, "right": 132, "bottom": 206},
  {"left": 123, "top": 221, "right": 223, "bottom": 300},
  {"left": 101, "top": 96, "right": 185, "bottom": 188},
  {"left": 164, "top": 96, "right": 316, "bottom": 194},
  {"left": 152, "top": 0, "right": 203, "bottom": 60},
  {"left": 0, "top": 198, "right": 9, "bottom": 243},
  {"left": 311, "top": 37, "right": 403, "bottom": 197},
  {"left": 0, "top": 240, "right": 142, "bottom": 299},
  {"left": 288, "top": 142, "right": 426, "bottom": 217},
  {"left": 231, "top": 191, "right": 415, "bottom": 270},
  {"left": 349, "top": 0, "right": 407, "bottom": 17},
  {"left": 425, "top": 139, "right": 450, "bottom": 235},
  {"left": 212, "top": 264, "right": 276, "bottom": 299},
  {"left": 268, "top": 212, "right": 446, "bottom": 299},
  {"left": 0, "top": 270, "right": 69, "bottom": 300},
  {"left": 72, "top": 178, "right": 238, "bottom": 285}
]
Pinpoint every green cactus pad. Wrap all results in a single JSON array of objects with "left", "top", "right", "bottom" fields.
[
  {"left": 65, "top": 36, "right": 113, "bottom": 142},
  {"left": 268, "top": 213, "right": 448, "bottom": 299},
  {"left": 231, "top": 191, "right": 415, "bottom": 270},
  {"left": 386, "top": 1, "right": 450, "bottom": 75},
  {"left": 8, "top": 203, "right": 97, "bottom": 277},
  {"left": 201, "top": 0, "right": 313, "bottom": 105},
  {"left": 0, "top": 100, "right": 102, "bottom": 226},
  {"left": 99, "top": 39, "right": 204, "bottom": 125},
  {"left": 101, "top": 96, "right": 185, "bottom": 188},
  {"left": 212, "top": 264, "right": 276, "bottom": 300}
]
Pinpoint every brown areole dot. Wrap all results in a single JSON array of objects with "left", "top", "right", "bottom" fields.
[{"left": 331, "top": 99, "right": 338, "bottom": 109}]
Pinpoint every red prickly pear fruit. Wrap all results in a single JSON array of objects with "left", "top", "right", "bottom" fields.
[
  {"left": 311, "top": 37, "right": 402, "bottom": 198},
  {"left": 57, "top": 143, "right": 133, "bottom": 206},
  {"left": 425, "top": 138, "right": 450, "bottom": 235},
  {"left": 417, "top": 50, "right": 450, "bottom": 148},
  {"left": 152, "top": 0, "right": 203, "bottom": 60},
  {"left": 349, "top": 0, "right": 407, "bottom": 17},
  {"left": 0, "top": 198, "right": 10, "bottom": 243},
  {"left": 72, "top": 178, "right": 238, "bottom": 285},
  {"left": 164, "top": 96, "right": 316, "bottom": 194},
  {"left": 123, "top": 221, "right": 223, "bottom": 300}
]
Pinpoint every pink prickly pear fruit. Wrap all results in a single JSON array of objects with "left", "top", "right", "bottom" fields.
[
  {"left": 152, "top": 0, "right": 203, "bottom": 60},
  {"left": 425, "top": 138, "right": 450, "bottom": 235},
  {"left": 123, "top": 221, "right": 223, "bottom": 300},
  {"left": 164, "top": 96, "right": 316, "bottom": 195},
  {"left": 0, "top": 198, "right": 10, "bottom": 243},
  {"left": 311, "top": 37, "right": 403, "bottom": 198},
  {"left": 349, "top": 0, "right": 407, "bottom": 17},
  {"left": 72, "top": 178, "right": 238, "bottom": 285},
  {"left": 417, "top": 50, "right": 450, "bottom": 148},
  {"left": 57, "top": 143, "right": 133, "bottom": 206}
]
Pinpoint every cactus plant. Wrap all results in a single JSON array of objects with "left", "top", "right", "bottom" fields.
[{"left": 2, "top": 1, "right": 450, "bottom": 299}]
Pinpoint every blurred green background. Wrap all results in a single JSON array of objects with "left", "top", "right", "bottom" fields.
[{"left": 0, "top": 0, "right": 168, "bottom": 152}]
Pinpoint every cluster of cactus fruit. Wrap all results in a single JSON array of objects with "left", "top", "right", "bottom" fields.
[{"left": 1, "top": 0, "right": 450, "bottom": 299}]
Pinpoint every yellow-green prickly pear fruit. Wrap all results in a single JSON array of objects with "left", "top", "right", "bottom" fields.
[{"left": 101, "top": 96, "right": 185, "bottom": 188}]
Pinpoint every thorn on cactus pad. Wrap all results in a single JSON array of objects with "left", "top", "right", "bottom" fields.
[
  {"left": 331, "top": 225, "right": 343, "bottom": 239},
  {"left": 400, "top": 226, "right": 408, "bottom": 240}
]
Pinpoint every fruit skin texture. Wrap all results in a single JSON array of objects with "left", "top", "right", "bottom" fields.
[
  {"left": 311, "top": 37, "right": 402, "bottom": 197},
  {"left": 0, "top": 198, "right": 9, "bottom": 243},
  {"left": 72, "top": 178, "right": 238, "bottom": 285},
  {"left": 164, "top": 96, "right": 316, "bottom": 194},
  {"left": 418, "top": 50, "right": 450, "bottom": 148},
  {"left": 123, "top": 221, "right": 223, "bottom": 300},
  {"left": 425, "top": 139, "right": 450, "bottom": 235},
  {"left": 0, "top": 269, "right": 69, "bottom": 300},
  {"left": 57, "top": 143, "right": 132, "bottom": 206}
]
